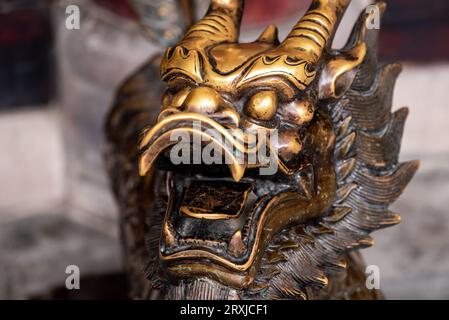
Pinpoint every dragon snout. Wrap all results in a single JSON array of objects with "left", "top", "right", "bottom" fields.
[
  {"left": 159, "top": 86, "right": 240, "bottom": 127},
  {"left": 139, "top": 112, "right": 254, "bottom": 181}
]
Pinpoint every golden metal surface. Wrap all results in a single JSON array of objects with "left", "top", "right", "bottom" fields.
[
  {"left": 245, "top": 90, "right": 278, "bottom": 121},
  {"left": 159, "top": 0, "right": 361, "bottom": 95}
]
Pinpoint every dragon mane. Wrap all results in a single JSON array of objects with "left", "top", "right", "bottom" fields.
[{"left": 251, "top": 2, "right": 419, "bottom": 299}]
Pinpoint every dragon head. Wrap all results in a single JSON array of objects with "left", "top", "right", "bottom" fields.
[{"left": 135, "top": 0, "right": 418, "bottom": 299}]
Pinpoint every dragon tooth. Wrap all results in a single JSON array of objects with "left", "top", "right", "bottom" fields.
[
  {"left": 229, "top": 163, "right": 247, "bottom": 182},
  {"left": 228, "top": 230, "right": 246, "bottom": 257},
  {"left": 163, "top": 222, "right": 177, "bottom": 247}
]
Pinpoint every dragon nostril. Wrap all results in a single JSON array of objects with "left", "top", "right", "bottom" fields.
[
  {"left": 183, "top": 87, "right": 223, "bottom": 115},
  {"left": 171, "top": 88, "right": 191, "bottom": 108}
]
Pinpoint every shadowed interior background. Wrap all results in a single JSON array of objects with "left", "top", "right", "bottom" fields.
[{"left": 0, "top": 0, "right": 448, "bottom": 299}]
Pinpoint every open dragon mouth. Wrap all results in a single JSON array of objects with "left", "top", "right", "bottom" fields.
[
  {"left": 138, "top": 112, "right": 337, "bottom": 289},
  {"left": 160, "top": 169, "right": 310, "bottom": 288}
]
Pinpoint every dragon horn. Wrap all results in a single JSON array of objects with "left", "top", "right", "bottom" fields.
[
  {"left": 179, "top": 0, "right": 244, "bottom": 49},
  {"left": 280, "top": 0, "right": 351, "bottom": 61}
]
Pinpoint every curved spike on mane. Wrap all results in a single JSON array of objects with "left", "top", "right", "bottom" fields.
[
  {"left": 279, "top": 0, "right": 351, "bottom": 62},
  {"left": 347, "top": 1, "right": 387, "bottom": 91},
  {"left": 179, "top": 0, "right": 244, "bottom": 49}
]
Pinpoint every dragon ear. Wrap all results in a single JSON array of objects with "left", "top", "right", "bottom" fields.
[{"left": 318, "top": 41, "right": 366, "bottom": 100}]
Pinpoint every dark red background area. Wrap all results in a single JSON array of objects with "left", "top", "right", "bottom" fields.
[
  {"left": 0, "top": 4, "right": 53, "bottom": 108},
  {"left": 2, "top": 0, "right": 446, "bottom": 61},
  {"left": 379, "top": 0, "right": 449, "bottom": 61},
  {"left": 92, "top": 0, "right": 309, "bottom": 26},
  {"left": 91, "top": 0, "right": 449, "bottom": 62},
  {"left": 0, "top": 0, "right": 447, "bottom": 108}
]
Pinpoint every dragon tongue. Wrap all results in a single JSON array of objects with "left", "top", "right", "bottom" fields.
[{"left": 180, "top": 180, "right": 252, "bottom": 218}]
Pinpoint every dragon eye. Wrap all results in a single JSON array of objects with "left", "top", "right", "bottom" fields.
[
  {"left": 305, "top": 63, "right": 316, "bottom": 73},
  {"left": 245, "top": 90, "right": 278, "bottom": 121}
]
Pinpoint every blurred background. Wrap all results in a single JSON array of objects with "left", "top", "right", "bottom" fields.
[{"left": 0, "top": 0, "right": 448, "bottom": 299}]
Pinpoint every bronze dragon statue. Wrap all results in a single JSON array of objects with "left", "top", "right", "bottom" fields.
[{"left": 104, "top": 0, "right": 418, "bottom": 299}]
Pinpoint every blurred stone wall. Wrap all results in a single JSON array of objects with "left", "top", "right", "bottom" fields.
[
  {"left": 55, "top": 0, "right": 158, "bottom": 235},
  {"left": 363, "top": 64, "right": 449, "bottom": 299}
]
